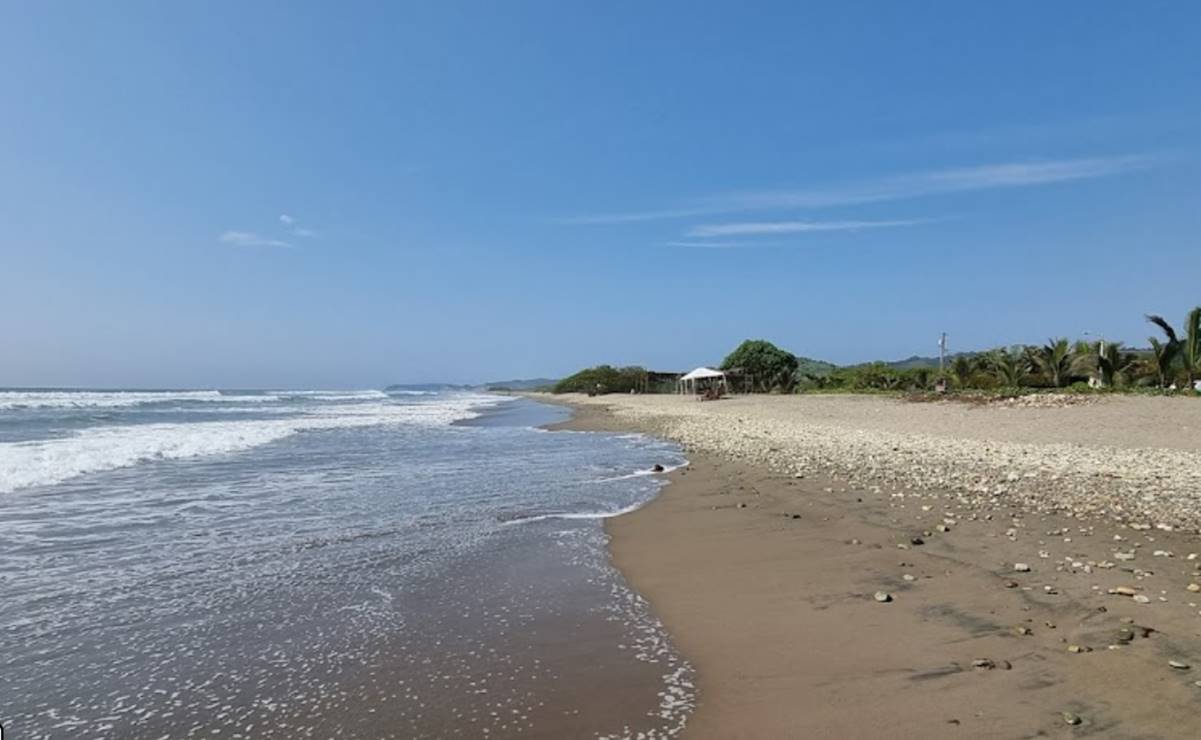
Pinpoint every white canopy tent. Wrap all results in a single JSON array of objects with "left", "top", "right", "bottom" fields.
[{"left": 678, "top": 367, "right": 728, "bottom": 397}]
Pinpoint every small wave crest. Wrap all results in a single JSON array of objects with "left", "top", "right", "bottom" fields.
[
  {"left": 0, "top": 390, "right": 279, "bottom": 410},
  {"left": 498, "top": 501, "right": 647, "bottom": 526}
]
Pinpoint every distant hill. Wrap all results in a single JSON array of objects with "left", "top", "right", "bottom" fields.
[
  {"left": 795, "top": 356, "right": 839, "bottom": 377},
  {"left": 483, "top": 378, "right": 558, "bottom": 391},
  {"left": 855, "top": 352, "right": 983, "bottom": 371}
]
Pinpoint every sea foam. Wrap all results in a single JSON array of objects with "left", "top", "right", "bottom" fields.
[
  {"left": 0, "top": 394, "right": 503, "bottom": 494},
  {"left": 0, "top": 390, "right": 278, "bottom": 410}
]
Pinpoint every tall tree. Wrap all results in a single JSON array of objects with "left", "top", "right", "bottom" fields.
[
  {"left": 1146, "top": 338, "right": 1179, "bottom": 389},
  {"left": 721, "top": 339, "right": 798, "bottom": 393},
  {"left": 1147, "top": 307, "right": 1201, "bottom": 387}
]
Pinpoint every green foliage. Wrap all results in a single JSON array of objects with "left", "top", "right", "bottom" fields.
[
  {"left": 1031, "top": 338, "right": 1083, "bottom": 388},
  {"left": 552, "top": 365, "right": 646, "bottom": 395},
  {"left": 1094, "top": 341, "right": 1138, "bottom": 388},
  {"left": 989, "top": 347, "right": 1029, "bottom": 388},
  {"left": 721, "top": 339, "right": 799, "bottom": 393},
  {"left": 1146, "top": 307, "right": 1201, "bottom": 387},
  {"left": 1146, "top": 337, "right": 1179, "bottom": 389}
]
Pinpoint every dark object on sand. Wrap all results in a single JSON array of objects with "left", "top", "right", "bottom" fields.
[
  {"left": 910, "top": 536, "right": 925, "bottom": 546},
  {"left": 652, "top": 464, "right": 665, "bottom": 473}
]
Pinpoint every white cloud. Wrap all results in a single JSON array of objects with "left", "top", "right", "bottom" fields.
[
  {"left": 219, "top": 231, "right": 292, "bottom": 248},
  {"left": 687, "top": 219, "right": 930, "bottom": 238},
  {"left": 560, "top": 154, "right": 1151, "bottom": 225},
  {"left": 292, "top": 227, "right": 317, "bottom": 238},
  {"left": 279, "top": 214, "right": 295, "bottom": 226}
]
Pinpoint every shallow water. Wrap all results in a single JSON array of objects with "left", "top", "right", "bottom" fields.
[{"left": 0, "top": 389, "right": 692, "bottom": 738}]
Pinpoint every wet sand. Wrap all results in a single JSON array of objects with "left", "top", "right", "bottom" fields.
[{"left": 551, "top": 396, "right": 1201, "bottom": 739}]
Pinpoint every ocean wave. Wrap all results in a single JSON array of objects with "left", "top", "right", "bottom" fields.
[
  {"left": 588, "top": 461, "right": 689, "bottom": 483},
  {"left": 0, "top": 397, "right": 497, "bottom": 494},
  {"left": 277, "top": 390, "right": 390, "bottom": 401},
  {"left": 498, "top": 501, "right": 648, "bottom": 526},
  {"left": 0, "top": 390, "right": 280, "bottom": 410}
]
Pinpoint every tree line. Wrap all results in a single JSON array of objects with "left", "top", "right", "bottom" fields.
[{"left": 552, "top": 306, "right": 1201, "bottom": 395}]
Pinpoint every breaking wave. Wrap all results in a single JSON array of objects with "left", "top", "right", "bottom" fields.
[{"left": 0, "top": 395, "right": 503, "bottom": 494}]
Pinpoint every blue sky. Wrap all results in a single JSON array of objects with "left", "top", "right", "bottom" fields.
[{"left": 2, "top": 2, "right": 1199, "bottom": 388}]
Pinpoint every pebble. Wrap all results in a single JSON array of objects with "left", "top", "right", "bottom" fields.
[
  {"left": 1133, "top": 594, "right": 1152, "bottom": 604},
  {"left": 1014, "top": 563, "right": 1031, "bottom": 572},
  {"left": 1169, "top": 660, "right": 1190, "bottom": 670},
  {"left": 1187, "top": 583, "right": 1201, "bottom": 593},
  {"left": 1063, "top": 711, "right": 1082, "bottom": 726},
  {"left": 874, "top": 591, "right": 892, "bottom": 603},
  {"left": 902, "top": 574, "right": 916, "bottom": 582},
  {"left": 971, "top": 659, "right": 995, "bottom": 670},
  {"left": 910, "top": 536, "right": 925, "bottom": 546}
]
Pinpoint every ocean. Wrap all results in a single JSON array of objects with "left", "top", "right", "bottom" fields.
[{"left": 0, "top": 389, "right": 692, "bottom": 738}]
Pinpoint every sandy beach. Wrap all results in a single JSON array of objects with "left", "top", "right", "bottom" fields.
[{"left": 549, "top": 393, "right": 1201, "bottom": 738}]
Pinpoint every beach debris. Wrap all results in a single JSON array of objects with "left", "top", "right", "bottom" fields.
[
  {"left": 971, "top": 658, "right": 995, "bottom": 670},
  {"left": 1169, "top": 660, "right": 1191, "bottom": 670},
  {"left": 1014, "top": 563, "right": 1031, "bottom": 572},
  {"left": 1062, "top": 711, "right": 1083, "bottom": 726},
  {"left": 873, "top": 591, "right": 893, "bottom": 603},
  {"left": 652, "top": 463, "right": 665, "bottom": 473}
]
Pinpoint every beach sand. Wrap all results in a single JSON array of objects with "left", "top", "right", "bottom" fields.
[{"left": 549, "top": 394, "right": 1201, "bottom": 738}]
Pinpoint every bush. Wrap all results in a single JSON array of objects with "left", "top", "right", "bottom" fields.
[
  {"left": 552, "top": 365, "right": 646, "bottom": 395},
  {"left": 721, "top": 339, "right": 798, "bottom": 392}
]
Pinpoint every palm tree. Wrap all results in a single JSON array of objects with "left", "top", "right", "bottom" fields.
[
  {"left": 1095, "top": 341, "right": 1137, "bottom": 388},
  {"left": 990, "top": 347, "right": 1028, "bottom": 388},
  {"left": 1146, "top": 337, "right": 1179, "bottom": 389},
  {"left": 1186, "top": 307, "right": 1201, "bottom": 388},
  {"left": 1147, "top": 307, "right": 1201, "bottom": 388},
  {"left": 951, "top": 355, "right": 973, "bottom": 387},
  {"left": 1032, "top": 338, "right": 1080, "bottom": 388}
]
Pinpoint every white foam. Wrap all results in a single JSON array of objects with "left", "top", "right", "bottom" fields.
[
  {"left": 0, "top": 394, "right": 504, "bottom": 493},
  {"left": 0, "top": 390, "right": 279, "bottom": 410},
  {"left": 590, "top": 461, "right": 689, "bottom": 483},
  {"left": 278, "top": 390, "right": 390, "bottom": 401},
  {"left": 499, "top": 500, "right": 648, "bottom": 526}
]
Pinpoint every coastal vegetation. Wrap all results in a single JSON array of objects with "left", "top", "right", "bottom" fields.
[{"left": 550, "top": 305, "right": 1201, "bottom": 396}]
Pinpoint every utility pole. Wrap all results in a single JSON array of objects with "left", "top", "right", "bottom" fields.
[{"left": 939, "top": 332, "right": 947, "bottom": 374}]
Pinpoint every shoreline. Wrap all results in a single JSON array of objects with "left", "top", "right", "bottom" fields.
[{"left": 544, "top": 393, "right": 1201, "bottom": 738}]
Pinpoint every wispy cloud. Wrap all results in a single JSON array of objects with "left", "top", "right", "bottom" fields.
[
  {"left": 280, "top": 213, "right": 317, "bottom": 238},
  {"left": 219, "top": 231, "right": 292, "bottom": 248},
  {"left": 663, "top": 240, "right": 786, "bottom": 249},
  {"left": 687, "top": 218, "right": 930, "bottom": 238},
  {"left": 559, "top": 154, "right": 1152, "bottom": 225}
]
